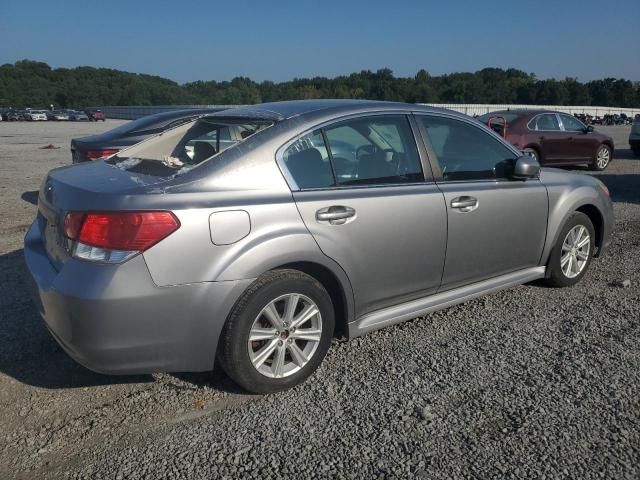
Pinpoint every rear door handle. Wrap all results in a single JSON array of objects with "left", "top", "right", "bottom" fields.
[
  {"left": 316, "top": 206, "right": 356, "bottom": 225},
  {"left": 450, "top": 196, "right": 479, "bottom": 212}
]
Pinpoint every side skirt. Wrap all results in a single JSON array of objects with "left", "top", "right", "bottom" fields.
[{"left": 348, "top": 266, "right": 546, "bottom": 337}]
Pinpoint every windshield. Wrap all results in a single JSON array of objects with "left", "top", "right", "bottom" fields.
[{"left": 110, "top": 117, "right": 274, "bottom": 176}]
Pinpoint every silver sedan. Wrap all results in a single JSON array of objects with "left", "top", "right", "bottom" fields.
[{"left": 24, "top": 100, "right": 613, "bottom": 393}]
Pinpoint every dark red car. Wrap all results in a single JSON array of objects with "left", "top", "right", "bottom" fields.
[
  {"left": 478, "top": 110, "right": 614, "bottom": 171},
  {"left": 85, "top": 109, "right": 106, "bottom": 121}
]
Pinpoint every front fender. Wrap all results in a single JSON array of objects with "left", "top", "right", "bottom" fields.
[{"left": 540, "top": 170, "right": 613, "bottom": 265}]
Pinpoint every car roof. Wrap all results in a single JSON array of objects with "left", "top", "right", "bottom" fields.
[
  {"left": 202, "top": 99, "right": 456, "bottom": 122},
  {"left": 483, "top": 109, "right": 558, "bottom": 117}
]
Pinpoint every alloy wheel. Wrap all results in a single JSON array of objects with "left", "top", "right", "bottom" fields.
[
  {"left": 596, "top": 147, "right": 610, "bottom": 169},
  {"left": 560, "top": 225, "right": 590, "bottom": 278},
  {"left": 248, "top": 293, "right": 323, "bottom": 378}
]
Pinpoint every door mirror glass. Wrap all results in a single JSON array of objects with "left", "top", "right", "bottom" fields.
[{"left": 513, "top": 155, "right": 540, "bottom": 180}]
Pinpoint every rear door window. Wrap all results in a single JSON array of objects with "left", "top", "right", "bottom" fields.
[
  {"left": 282, "top": 130, "right": 335, "bottom": 189},
  {"left": 529, "top": 114, "right": 561, "bottom": 131},
  {"left": 324, "top": 115, "right": 423, "bottom": 186}
]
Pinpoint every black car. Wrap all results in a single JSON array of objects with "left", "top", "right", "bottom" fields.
[{"left": 71, "top": 108, "right": 224, "bottom": 163}]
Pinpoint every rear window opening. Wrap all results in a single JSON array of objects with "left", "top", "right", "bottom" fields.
[{"left": 108, "top": 117, "right": 274, "bottom": 176}]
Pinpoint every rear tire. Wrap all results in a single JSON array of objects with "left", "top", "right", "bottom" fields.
[
  {"left": 544, "top": 212, "right": 595, "bottom": 288},
  {"left": 218, "top": 269, "right": 335, "bottom": 394},
  {"left": 591, "top": 144, "right": 612, "bottom": 171}
]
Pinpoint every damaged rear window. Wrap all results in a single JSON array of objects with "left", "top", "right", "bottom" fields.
[{"left": 108, "top": 118, "right": 274, "bottom": 177}]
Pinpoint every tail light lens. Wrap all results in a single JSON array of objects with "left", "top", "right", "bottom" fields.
[
  {"left": 63, "top": 211, "right": 180, "bottom": 263},
  {"left": 86, "top": 149, "right": 119, "bottom": 159}
]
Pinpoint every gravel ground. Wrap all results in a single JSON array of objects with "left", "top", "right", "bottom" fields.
[{"left": 0, "top": 121, "right": 638, "bottom": 479}]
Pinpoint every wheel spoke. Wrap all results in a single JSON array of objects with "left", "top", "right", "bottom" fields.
[
  {"left": 290, "top": 304, "right": 319, "bottom": 328},
  {"left": 571, "top": 254, "right": 579, "bottom": 275},
  {"left": 262, "top": 302, "right": 284, "bottom": 329},
  {"left": 576, "top": 250, "right": 589, "bottom": 261},
  {"left": 287, "top": 342, "right": 308, "bottom": 367},
  {"left": 561, "top": 253, "right": 571, "bottom": 268},
  {"left": 290, "top": 328, "right": 322, "bottom": 342},
  {"left": 249, "top": 327, "right": 277, "bottom": 341},
  {"left": 577, "top": 236, "right": 590, "bottom": 249},
  {"left": 252, "top": 338, "right": 279, "bottom": 368},
  {"left": 283, "top": 294, "right": 300, "bottom": 323},
  {"left": 566, "top": 255, "right": 573, "bottom": 275},
  {"left": 271, "top": 345, "right": 286, "bottom": 377}
]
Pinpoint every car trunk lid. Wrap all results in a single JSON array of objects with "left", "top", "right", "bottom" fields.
[{"left": 37, "top": 160, "right": 174, "bottom": 269}]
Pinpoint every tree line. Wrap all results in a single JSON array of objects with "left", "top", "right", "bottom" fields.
[{"left": 1, "top": 60, "right": 638, "bottom": 109}]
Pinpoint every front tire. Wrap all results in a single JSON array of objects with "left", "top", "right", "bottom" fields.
[
  {"left": 218, "top": 269, "right": 335, "bottom": 393},
  {"left": 544, "top": 212, "right": 595, "bottom": 288},
  {"left": 591, "top": 144, "right": 612, "bottom": 171}
]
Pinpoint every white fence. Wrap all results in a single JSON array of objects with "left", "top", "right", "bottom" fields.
[
  {"left": 92, "top": 103, "right": 640, "bottom": 120},
  {"left": 422, "top": 103, "right": 640, "bottom": 117}
]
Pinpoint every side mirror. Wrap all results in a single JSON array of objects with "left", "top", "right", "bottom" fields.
[
  {"left": 513, "top": 155, "right": 540, "bottom": 180},
  {"left": 584, "top": 125, "right": 594, "bottom": 133}
]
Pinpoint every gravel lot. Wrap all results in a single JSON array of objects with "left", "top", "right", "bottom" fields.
[{"left": 0, "top": 121, "right": 638, "bottom": 479}]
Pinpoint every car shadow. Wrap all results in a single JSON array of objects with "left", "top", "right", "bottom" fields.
[
  {"left": 0, "top": 249, "right": 152, "bottom": 389},
  {"left": 593, "top": 173, "right": 640, "bottom": 205},
  {"left": 21, "top": 191, "right": 39, "bottom": 206}
]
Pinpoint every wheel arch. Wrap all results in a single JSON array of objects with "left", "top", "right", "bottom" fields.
[
  {"left": 272, "top": 261, "right": 353, "bottom": 337},
  {"left": 543, "top": 198, "right": 607, "bottom": 265},
  {"left": 575, "top": 203, "right": 604, "bottom": 257}
]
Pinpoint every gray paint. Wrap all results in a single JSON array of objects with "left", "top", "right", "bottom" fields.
[{"left": 24, "top": 100, "right": 614, "bottom": 375}]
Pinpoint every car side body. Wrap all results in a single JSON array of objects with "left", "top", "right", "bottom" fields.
[
  {"left": 24, "top": 100, "right": 613, "bottom": 388},
  {"left": 479, "top": 110, "right": 614, "bottom": 169}
]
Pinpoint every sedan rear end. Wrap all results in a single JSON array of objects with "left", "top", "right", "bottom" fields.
[{"left": 25, "top": 116, "right": 271, "bottom": 374}]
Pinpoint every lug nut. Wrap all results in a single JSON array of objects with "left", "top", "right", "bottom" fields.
[
  {"left": 278, "top": 341, "right": 283, "bottom": 346},
  {"left": 287, "top": 338, "right": 293, "bottom": 344}
]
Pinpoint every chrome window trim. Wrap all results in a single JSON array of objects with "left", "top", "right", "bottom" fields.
[{"left": 275, "top": 111, "right": 430, "bottom": 191}]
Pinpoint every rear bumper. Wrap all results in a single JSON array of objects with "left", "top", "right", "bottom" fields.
[{"left": 24, "top": 220, "right": 253, "bottom": 375}]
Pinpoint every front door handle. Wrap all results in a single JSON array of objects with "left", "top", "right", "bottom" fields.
[
  {"left": 450, "top": 196, "right": 479, "bottom": 212},
  {"left": 316, "top": 206, "right": 356, "bottom": 225}
]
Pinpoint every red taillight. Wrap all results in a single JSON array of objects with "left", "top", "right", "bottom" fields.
[
  {"left": 64, "top": 211, "right": 180, "bottom": 251},
  {"left": 86, "top": 149, "right": 119, "bottom": 159}
]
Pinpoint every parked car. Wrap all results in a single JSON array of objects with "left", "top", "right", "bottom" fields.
[
  {"left": 85, "top": 109, "right": 106, "bottom": 121},
  {"left": 25, "top": 100, "right": 613, "bottom": 393},
  {"left": 47, "top": 110, "right": 70, "bottom": 121},
  {"left": 630, "top": 114, "right": 640, "bottom": 158},
  {"left": 24, "top": 110, "right": 48, "bottom": 121},
  {"left": 5, "top": 110, "right": 24, "bottom": 121},
  {"left": 70, "top": 108, "right": 223, "bottom": 163},
  {"left": 478, "top": 110, "right": 614, "bottom": 170},
  {"left": 67, "top": 110, "right": 90, "bottom": 121}
]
